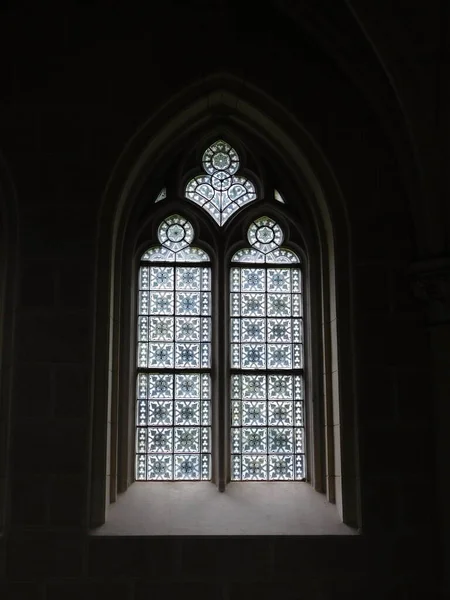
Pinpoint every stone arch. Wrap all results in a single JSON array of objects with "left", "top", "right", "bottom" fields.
[
  {"left": 271, "top": 1, "right": 429, "bottom": 257},
  {"left": 89, "top": 73, "right": 360, "bottom": 529}
]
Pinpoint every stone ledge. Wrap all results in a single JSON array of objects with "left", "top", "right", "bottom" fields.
[{"left": 91, "top": 482, "right": 356, "bottom": 536}]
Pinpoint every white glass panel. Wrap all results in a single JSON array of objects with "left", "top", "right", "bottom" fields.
[
  {"left": 274, "top": 189, "right": 285, "bottom": 204},
  {"left": 155, "top": 188, "right": 167, "bottom": 203}
]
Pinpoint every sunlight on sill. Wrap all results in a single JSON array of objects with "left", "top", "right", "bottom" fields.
[{"left": 92, "top": 481, "right": 356, "bottom": 536}]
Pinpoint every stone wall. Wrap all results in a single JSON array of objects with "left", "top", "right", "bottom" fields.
[{"left": 0, "top": 0, "right": 441, "bottom": 597}]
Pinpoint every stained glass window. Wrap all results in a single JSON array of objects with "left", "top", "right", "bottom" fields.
[
  {"left": 274, "top": 189, "right": 285, "bottom": 204},
  {"left": 155, "top": 188, "right": 166, "bottom": 203},
  {"left": 185, "top": 140, "right": 257, "bottom": 226},
  {"left": 136, "top": 215, "right": 211, "bottom": 480},
  {"left": 230, "top": 217, "right": 305, "bottom": 481}
]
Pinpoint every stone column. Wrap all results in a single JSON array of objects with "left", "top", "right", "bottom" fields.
[{"left": 411, "top": 257, "right": 450, "bottom": 595}]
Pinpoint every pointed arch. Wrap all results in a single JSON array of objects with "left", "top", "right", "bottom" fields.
[{"left": 89, "top": 73, "right": 360, "bottom": 529}]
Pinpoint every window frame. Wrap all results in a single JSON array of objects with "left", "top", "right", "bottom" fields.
[{"left": 89, "top": 83, "right": 361, "bottom": 530}]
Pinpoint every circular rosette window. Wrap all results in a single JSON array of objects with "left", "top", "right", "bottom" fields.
[
  {"left": 158, "top": 215, "right": 194, "bottom": 253},
  {"left": 247, "top": 217, "right": 284, "bottom": 254}
]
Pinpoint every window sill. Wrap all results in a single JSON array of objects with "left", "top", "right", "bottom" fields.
[{"left": 92, "top": 481, "right": 356, "bottom": 536}]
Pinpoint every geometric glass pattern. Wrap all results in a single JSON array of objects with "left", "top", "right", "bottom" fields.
[
  {"left": 185, "top": 139, "right": 257, "bottom": 226},
  {"left": 230, "top": 217, "right": 305, "bottom": 480},
  {"left": 136, "top": 215, "right": 211, "bottom": 480}
]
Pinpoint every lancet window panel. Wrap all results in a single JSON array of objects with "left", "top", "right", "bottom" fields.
[
  {"left": 230, "top": 217, "right": 305, "bottom": 481},
  {"left": 136, "top": 215, "right": 212, "bottom": 481}
]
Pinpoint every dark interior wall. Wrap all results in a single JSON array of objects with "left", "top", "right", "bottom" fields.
[{"left": 0, "top": 1, "right": 438, "bottom": 597}]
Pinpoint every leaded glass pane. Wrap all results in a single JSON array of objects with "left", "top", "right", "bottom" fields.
[
  {"left": 149, "top": 343, "right": 174, "bottom": 368},
  {"left": 242, "top": 402, "right": 266, "bottom": 425},
  {"left": 267, "top": 344, "right": 292, "bottom": 369},
  {"left": 176, "top": 267, "right": 201, "bottom": 290},
  {"left": 175, "top": 454, "right": 201, "bottom": 479},
  {"left": 267, "top": 268, "right": 290, "bottom": 292},
  {"left": 269, "top": 455, "right": 293, "bottom": 480},
  {"left": 241, "top": 268, "right": 265, "bottom": 291},
  {"left": 141, "top": 215, "right": 210, "bottom": 264},
  {"left": 241, "top": 344, "right": 265, "bottom": 368},
  {"left": 267, "top": 294, "right": 291, "bottom": 317},
  {"left": 149, "top": 373, "right": 173, "bottom": 398},
  {"left": 175, "top": 247, "right": 209, "bottom": 262},
  {"left": 231, "top": 219, "right": 300, "bottom": 264},
  {"left": 241, "top": 293, "right": 266, "bottom": 316},
  {"left": 175, "top": 400, "right": 200, "bottom": 425},
  {"left": 155, "top": 188, "right": 167, "bottom": 203},
  {"left": 265, "top": 248, "right": 300, "bottom": 264},
  {"left": 230, "top": 217, "right": 305, "bottom": 481},
  {"left": 175, "top": 343, "right": 201, "bottom": 368},
  {"left": 138, "top": 317, "right": 149, "bottom": 341},
  {"left": 148, "top": 401, "right": 173, "bottom": 425},
  {"left": 242, "top": 374, "right": 266, "bottom": 398},
  {"left": 147, "top": 455, "right": 173, "bottom": 480},
  {"left": 141, "top": 246, "right": 175, "bottom": 262},
  {"left": 150, "top": 266, "right": 174, "bottom": 290},
  {"left": 274, "top": 189, "right": 285, "bottom": 204},
  {"left": 136, "top": 216, "right": 211, "bottom": 481},
  {"left": 150, "top": 291, "right": 174, "bottom": 315},
  {"left": 247, "top": 217, "right": 283, "bottom": 254},
  {"left": 140, "top": 267, "right": 150, "bottom": 289},
  {"left": 241, "top": 318, "right": 265, "bottom": 342},
  {"left": 175, "top": 317, "right": 200, "bottom": 342},
  {"left": 267, "top": 319, "right": 292, "bottom": 342},
  {"left": 185, "top": 140, "right": 257, "bottom": 226},
  {"left": 231, "top": 248, "right": 266, "bottom": 263},
  {"left": 158, "top": 215, "right": 194, "bottom": 252},
  {"left": 268, "top": 401, "right": 293, "bottom": 426},
  {"left": 175, "top": 427, "right": 200, "bottom": 453},
  {"left": 176, "top": 292, "right": 200, "bottom": 315},
  {"left": 242, "top": 455, "right": 267, "bottom": 480},
  {"left": 150, "top": 317, "right": 173, "bottom": 341}
]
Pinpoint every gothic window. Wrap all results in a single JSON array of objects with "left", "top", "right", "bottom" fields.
[
  {"left": 135, "top": 139, "right": 306, "bottom": 485},
  {"left": 91, "top": 90, "right": 360, "bottom": 530},
  {"left": 230, "top": 217, "right": 304, "bottom": 481},
  {"left": 136, "top": 215, "right": 212, "bottom": 480}
]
